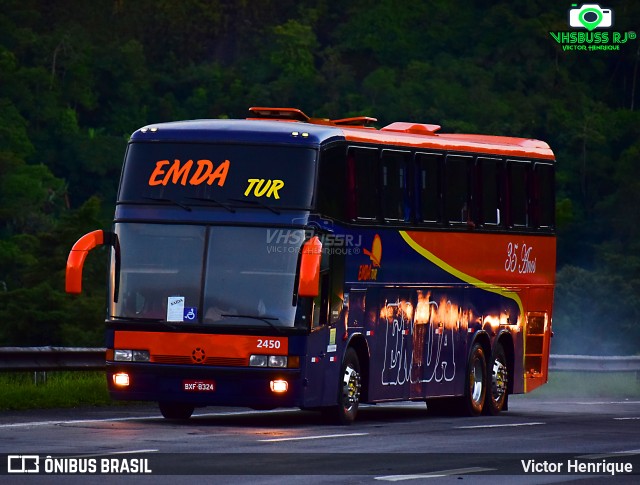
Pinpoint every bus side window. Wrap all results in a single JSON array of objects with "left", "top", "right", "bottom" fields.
[
  {"left": 533, "top": 162, "right": 555, "bottom": 230},
  {"left": 347, "top": 147, "right": 379, "bottom": 221},
  {"left": 477, "top": 157, "right": 503, "bottom": 227},
  {"left": 316, "top": 145, "right": 347, "bottom": 221},
  {"left": 445, "top": 155, "right": 473, "bottom": 225},
  {"left": 415, "top": 153, "right": 443, "bottom": 223},
  {"left": 381, "top": 150, "right": 411, "bottom": 222},
  {"left": 329, "top": 253, "right": 345, "bottom": 326},
  {"left": 507, "top": 160, "right": 531, "bottom": 227}
]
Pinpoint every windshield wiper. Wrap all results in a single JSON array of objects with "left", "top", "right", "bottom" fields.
[
  {"left": 184, "top": 196, "right": 236, "bottom": 213},
  {"left": 142, "top": 196, "right": 192, "bottom": 212},
  {"left": 114, "top": 316, "right": 182, "bottom": 330},
  {"left": 228, "top": 198, "right": 281, "bottom": 215},
  {"left": 221, "top": 314, "right": 284, "bottom": 334}
]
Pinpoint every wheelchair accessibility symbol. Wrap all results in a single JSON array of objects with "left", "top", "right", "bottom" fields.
[{"left": 183, "top": 307, "right": 197, "bottom": 321}]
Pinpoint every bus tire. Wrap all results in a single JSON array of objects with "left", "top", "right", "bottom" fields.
[
  {"left": 159, "top": 402, "right": 194, "bottom": 420},
  {"left": 460, "top": 343, "right": 487, "bottom": 416},
  {"left": 334, "top": 348, "right": 362, "bottom": 425},
  {"left": 484, "top": 343, "right": 509, "bottom": 415}
]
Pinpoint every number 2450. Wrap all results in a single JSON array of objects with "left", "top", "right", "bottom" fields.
[{"left": 257, "top": 339, "right": 281, "bottom": 349}]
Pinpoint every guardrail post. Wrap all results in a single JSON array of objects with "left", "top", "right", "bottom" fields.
[{"left": 33, "top": 371, "right": 47, "bottom": 385}]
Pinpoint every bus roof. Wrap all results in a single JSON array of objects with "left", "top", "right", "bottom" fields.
[{"left": 130, "top": 108, "right": 555, "bottom": 161}]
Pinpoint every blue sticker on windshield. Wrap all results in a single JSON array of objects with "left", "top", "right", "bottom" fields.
[{"left": 184, "top": 307, "right": 198, "bottom": 321}]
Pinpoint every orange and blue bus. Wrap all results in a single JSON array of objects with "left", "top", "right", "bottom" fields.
[{"left": 66, "top": 107, "right": 556, "bottom": 423}]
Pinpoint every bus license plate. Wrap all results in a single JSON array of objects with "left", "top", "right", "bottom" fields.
[{"left": 183, "top": 380, "right": 216, "bottom": 392}]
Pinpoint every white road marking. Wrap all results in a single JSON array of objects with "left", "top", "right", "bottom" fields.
[
  {"left": 258, "top": 432, "right": 368, "bottom": 442},
  {"left": 577, "top": 449, "right": 640, "bottom": 459},
  {"left": 614, "top": 417, "right": 640, "bottom": 420},
  {"left": 456, "top": 422, "right": 545, "bottom": 429},
  {"left": 68, "top": 449, "right": 159, "bottom": 458},
  {"left": 375, "top": 467, "right": 495, "bottom": 481},
  {"left": 0, "top": 408, "right": 299, "bottom": 429},
  {"left": 575, "top": 401, "right": 640, "bottom": 405}
]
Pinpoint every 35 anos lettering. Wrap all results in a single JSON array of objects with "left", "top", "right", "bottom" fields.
[{"left": 505, "top": 242, "right": 537, "bottom": 274}]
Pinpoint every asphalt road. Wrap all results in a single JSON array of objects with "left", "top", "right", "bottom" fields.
[{"left": 1, "top": 394, "right": 639, "bottom": 484}]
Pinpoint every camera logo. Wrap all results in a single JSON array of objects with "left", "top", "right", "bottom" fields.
[
  {"left": 569, "top": 4, "right": 614, "bottom": 30},
  {"left": 7, "top": 455, "right": 40, "bottom": 473}
]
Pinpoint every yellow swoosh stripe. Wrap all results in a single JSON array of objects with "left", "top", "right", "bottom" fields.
[{"left": 399, "top": 231, "right": 524, "bottom": 319}]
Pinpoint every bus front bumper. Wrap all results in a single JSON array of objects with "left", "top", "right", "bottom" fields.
[{"left": 106, "top": 362, "right": 302, "bottom": 408}]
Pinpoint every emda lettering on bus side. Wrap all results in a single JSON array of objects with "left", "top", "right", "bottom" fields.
[
  {"left": 244, "top": 179, "right": 284, "bottom": 199},
  {"left": 148, "top": 159, "right": 230, "bottom": 186}
]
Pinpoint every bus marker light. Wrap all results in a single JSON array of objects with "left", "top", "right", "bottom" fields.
[
  {"left": 270, "top": 380, "right": 288, "bottom": 393},
  {"left": 113, "top": 373, "right": 130, "bottom": 387}
]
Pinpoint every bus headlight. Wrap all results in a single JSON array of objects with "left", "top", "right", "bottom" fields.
[
  {"left": 250, "top": 355, "right": 288, "bottom": 368},
  {"left": 114, "top": 350, "right": 132, "bottom": 361},
  {"left": 249, "top": 355, "right": 268, "bottom": 367},
  {"left": 132, "top": 350, "right": 150, "bottom": 362},
  {"left": 268, "top": 356, "right": 288, "bottom": 368},
  {"left": 114, "top": 349, "right": 150, "bottom": 362}
]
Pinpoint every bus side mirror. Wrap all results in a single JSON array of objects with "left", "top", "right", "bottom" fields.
[
  {"left": 66, "top": 230, "right": 108, "bottom": 294},
  {"left": 298, "top": 236, "right": 322, "bottom": 298}
]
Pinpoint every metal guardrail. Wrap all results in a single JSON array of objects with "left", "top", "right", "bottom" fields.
[
  {"left": 0, "top": 347, "right": 106, "bottom": 371},
  {"left": 1, "top": 348, "right": 639, "bottom": 373},
  {"left": 549, "top": 354, "right": 640, "bottom": 372}
]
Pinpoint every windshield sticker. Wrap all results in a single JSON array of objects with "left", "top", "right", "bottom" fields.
[
  {"left": 183, "top": 307, "right": 197, "bottom": 322},
  {"left": 167, "top": 296, "right": 185, "bottom": 322},
  {"left": 148, "top": 159, "right": 230, "bottom": 187}
]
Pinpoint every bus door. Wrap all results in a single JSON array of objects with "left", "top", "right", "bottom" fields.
[{"left": 302, "top": 252, "right": 344, "bottom": 408}]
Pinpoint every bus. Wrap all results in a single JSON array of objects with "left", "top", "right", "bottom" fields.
[{"left": 66, "top": 107, "right": 556, "bottom": 424}]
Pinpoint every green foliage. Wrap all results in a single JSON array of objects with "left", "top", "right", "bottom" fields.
[{"left": 0, "top": 0, "right": 638, "bottom": 353}]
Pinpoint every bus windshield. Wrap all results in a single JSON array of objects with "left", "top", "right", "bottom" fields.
[
  {"left": 118, "top": 142, "right": 317, "bottom": 209},
  {"left": 110, "top": 224, "right": 304, "bottom": 328}
]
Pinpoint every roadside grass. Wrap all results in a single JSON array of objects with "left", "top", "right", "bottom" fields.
[
  {"left": 0, "top": 371, "right": 112, "bottom": 411},
  {"left": 527, "top": 371, "right": 640, "bottom": 398}
]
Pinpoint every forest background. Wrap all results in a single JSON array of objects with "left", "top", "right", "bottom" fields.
[{"left": 1, "top": 0, "right": 639, "bottom": 355}]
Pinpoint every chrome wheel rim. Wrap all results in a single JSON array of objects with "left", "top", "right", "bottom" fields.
[
  {"left": 470, "top": 357, "right": 484, "bottom": 405},
  {"left": 341, "top": 364, "right": 361, "bottom": 411},
  {"left": 492, "top": 359, "right": 508, "bottom": 403}
]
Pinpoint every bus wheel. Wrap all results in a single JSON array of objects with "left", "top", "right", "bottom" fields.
[
  {"left": 335, "top": 348, "right": 361, "bottom": 425},
  {"left": 159, "top": 402, "right": 194, "bottom": 420},
  {"left": 461, "top": 343, "right": 487, "bottom": 416},
  {"left": 484, "top": 343, "right": 509, "bottom": 415}
]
